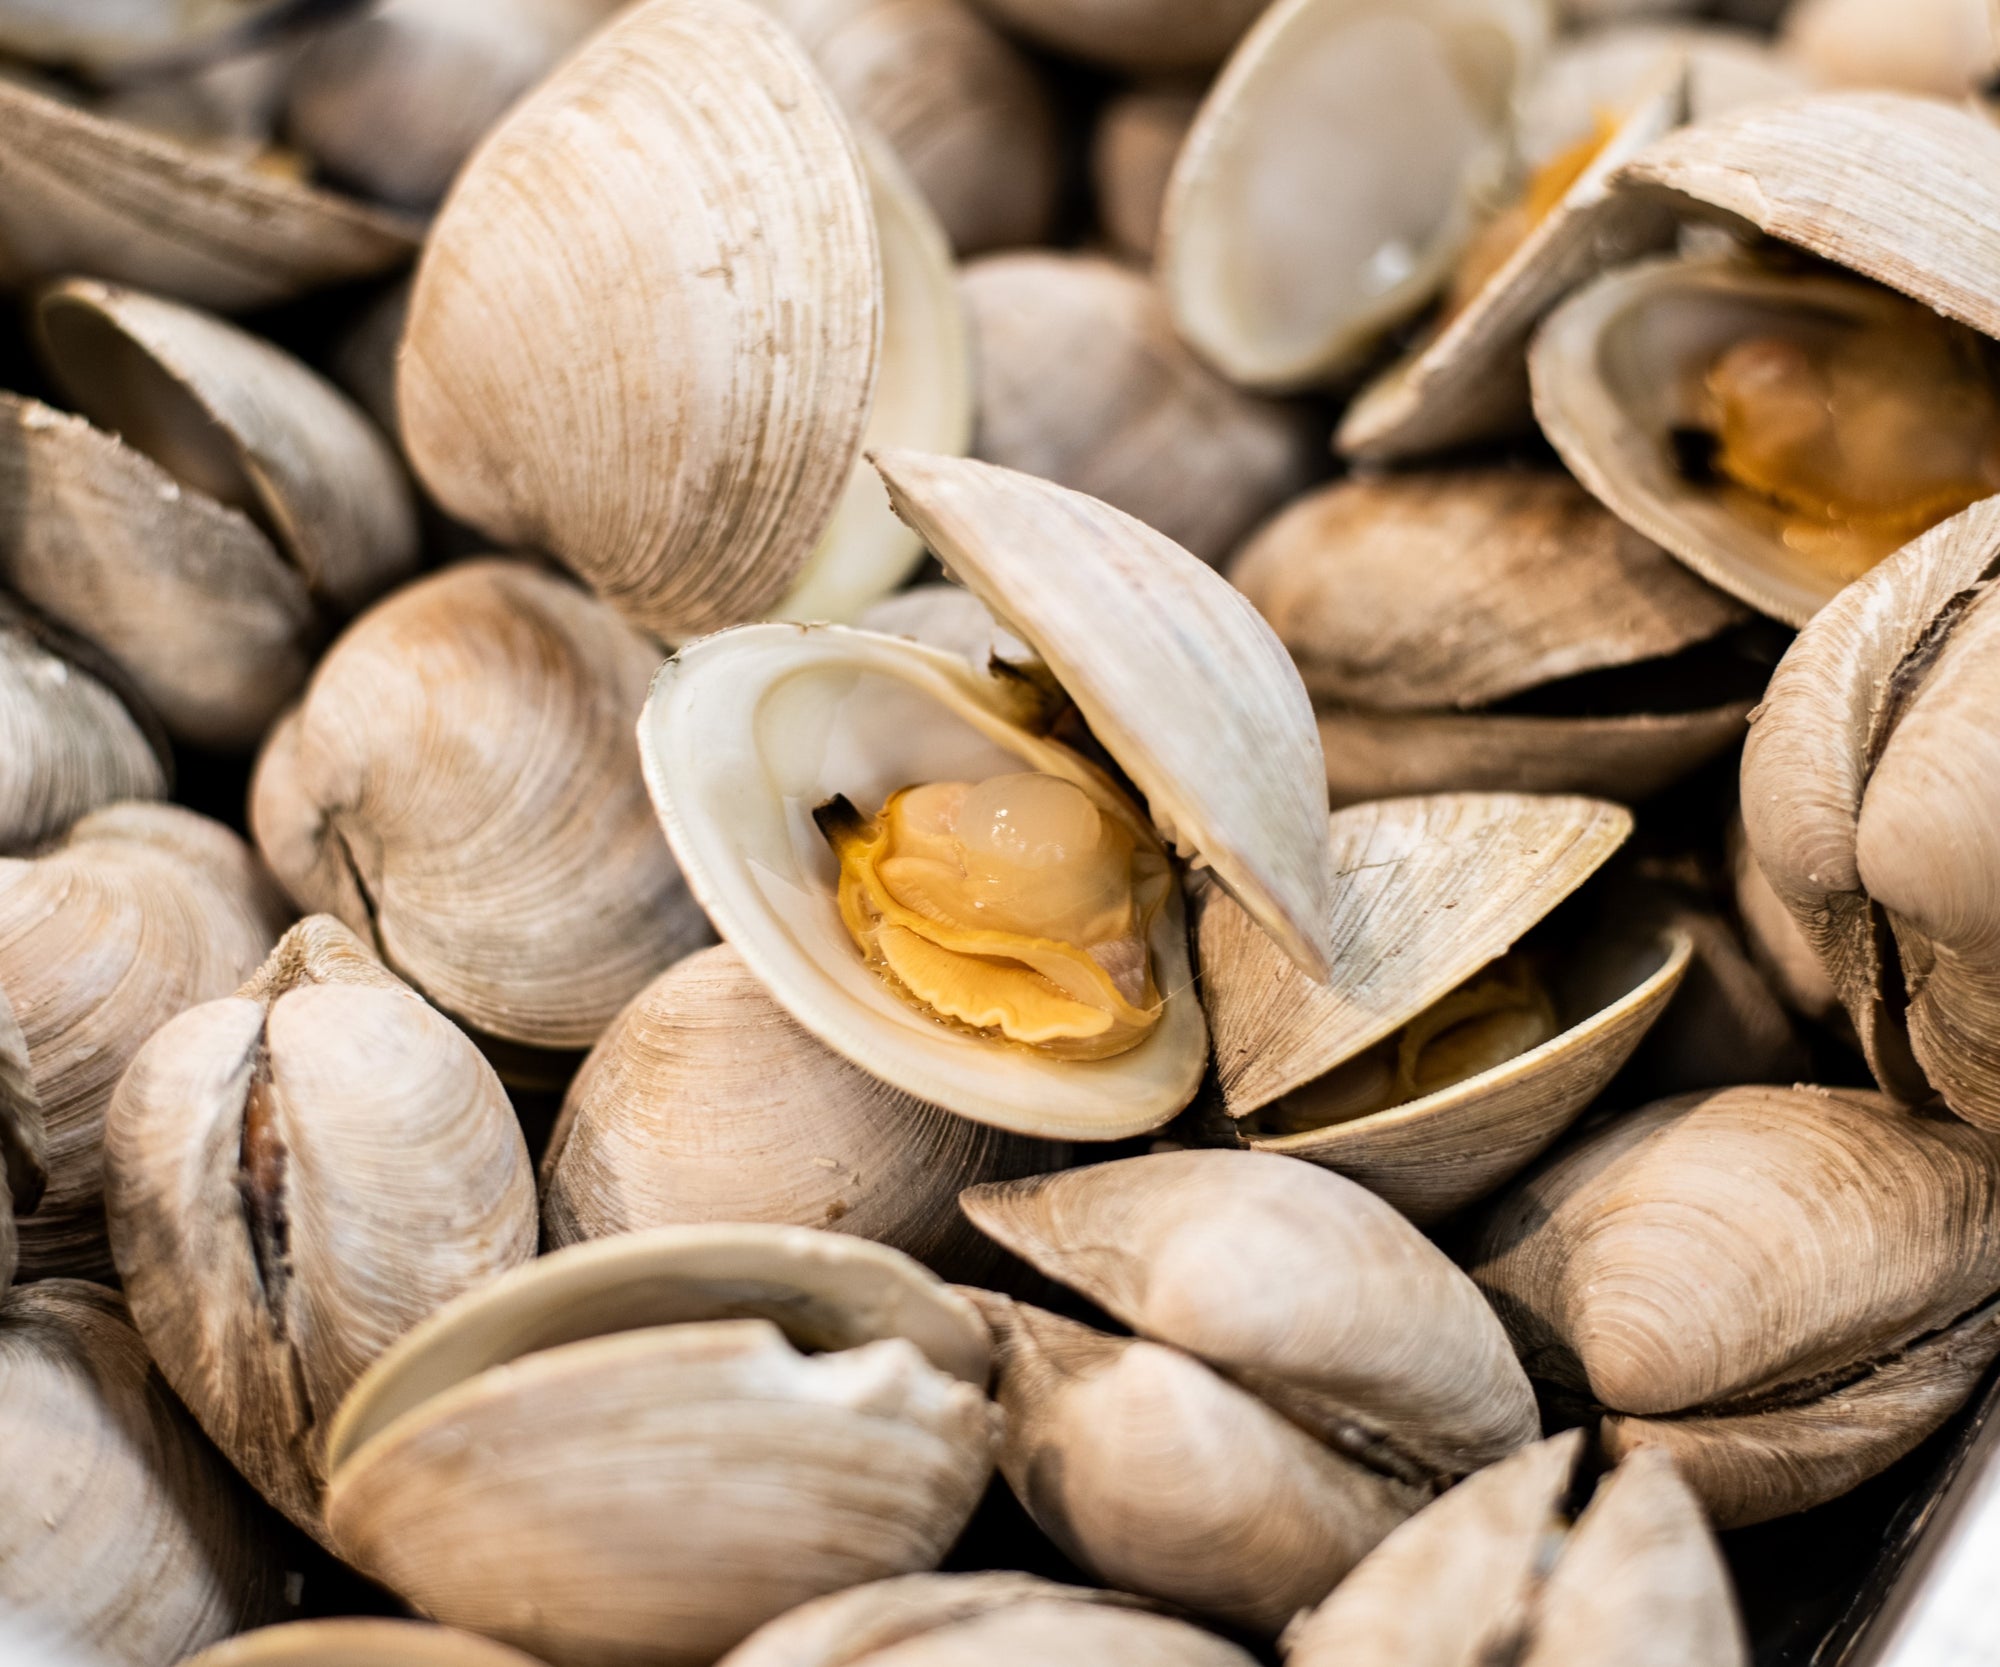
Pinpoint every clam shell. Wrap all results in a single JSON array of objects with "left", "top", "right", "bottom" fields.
[
  {"left": 540, "top": 943, "right": 1056, "bottom": 1278},
  {"left": 0, "top": 1280, "right": 284, "bottom": 1664},
  {"left": 1779, "top": 0, "right": 1993, "bottom": 97},
  {"left": 960, "top": 1149, "right": 1540, "bottom": 1478},
  {"left": 1160, "top": 0, "right": 1548, "bottom": 389},
  {"left": 0, "top": 71, "right": 418, "bottom": 311},
  {"left": 1092, "top": 82, "right": 1199, "bottom": 263},
  {"left": 0, "top": 986, "right": 42, "bottom": 1298},
  {"left": 105, "top": 914, "right": 538, "bottom": 1539},
  {"left": 185, "top": 1619, "right": 553, "bottom": 1667},
  {"left": 958, "top": 253, "right": 1317, "bottom": 567},
  {"left": 398, "top": 0, "right": 881, "bottom": 639},
  {"left": 1728, "top": 814, "right": 1842, "bottom": 1027},
  {"left": 964, "top": 0, "right": 1266, "bottom": 71},
  {"left": 639, "top": 622, "right": 1205, "bottom": 1139}
]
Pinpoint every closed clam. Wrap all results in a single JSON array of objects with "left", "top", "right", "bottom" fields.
[
  {"left": 641, "top": 452, "right": 1333, "bottom": 1140},
  {"left": 323, "top": 1226, "right": 1000, "bottom": 1667},
  {"left": 1468, "top": 1084, "right": 2000, "bottom": 1526},
  {"left": 1230, "top": 469, "right": 1758, "bottom": 805},
  {"left": 960, "top": 252, "right": 1317, "bottom": 567},
  {"left": 1282, "top": 1431, "right": 1747, "bottom": 1666},
  {"left": 0, "top": 1280, "right": 284, "bottom": 1666},
  {"left": 184, "top": 1620, "right": 552, "bottom": 1667},
  {"left": 1091, "top": 83, "right": 1199, "bottom": 263},
  {"left": 105, "top": 914, "right": 538, "bottom": 1539},
  {"left": 0, "top": 987, "right": 45, "bottom": 1298},
  {"left": 0, "top": 802, "right": 287, "bottom": 1279},
  {"left": 251, "top": 560, "right": 711, "bottom": 1061}
]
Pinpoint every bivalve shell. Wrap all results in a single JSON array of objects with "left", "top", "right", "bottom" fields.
[{"left": 185, "top": 1620, "right": 552, "bottom": 1667}]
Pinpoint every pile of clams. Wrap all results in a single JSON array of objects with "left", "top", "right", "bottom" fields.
[{"left": 7, "top": 0, "right": 2000, "bottom": 1664}]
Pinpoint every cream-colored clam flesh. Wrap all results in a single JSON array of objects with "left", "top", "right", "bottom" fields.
[
  {"left": 1531, "top": 256, "right": 2000, "bottom": 626},
  {"left": 1160, "top": 0, "right": 1547, "bottom": 390},
  {"left": 640, "top": 624, "right": 1204, "bottom": 1139},
  {"left": 769, "top": 138, "right": 972, "bottom": 625}
]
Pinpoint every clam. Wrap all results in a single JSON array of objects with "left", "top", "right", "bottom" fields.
[
  {"left": 959, "top": 252, "right": 1318, "bottom": 567},
  {"left": 105, "top": 913, "right": 538, "bottom": 1539},
  {"left": 1091, "top": 82, "right": 1199, "bottom": 263},
  {"left": 1282, "top": 1431, "right": 1747, "bottom": 1666},
  {"left": 186, "top": 1621, "right": 552, "bottom": 1667},
  {"left": 322, "top": 1225, "right": 1000, "bottom": 1667},
  {"left": 0, "top": 802, "right": 288, "bottom": 1280},
  {"left": 250, "top": 559, "right": 712, "bottom": 1060},
  {"left": 542, "top": 944, "right": 1055, "bottom": 1275},
  {"left": 0, "top": 986, "right": 46, "bottom": 1299},
  {"left": 1468, "top": 1084, "right": 2000, "bottom": 1526},
  {"left": 1779, "top": 0, "right": 1994, "bottom": 97},
  {"left": 0, "top": 1280, "right": 284, "bottom": 1666},
  {"left": 400, "top": 0, "right": 969, "bottom": 638},
  {"left": 1229, "top": 470, "right": 1758, "bottom": 806},
  {"left": 0, "top": 593, "right": 169, "bottom": 852},
  {"left": 1726, "top": 815, "right": 1842, "bottom": 1029},
  {"left": 0, "top": 68, "right": 418, "bottom": 312},
  {"left": 1159, "top": 0, "right": 1548, "bottom": 390},
  {"left": 752, "top": 0, "right": 1061, "bottom": 254},
  {"left": 1196, "top": 792, "right": 1691, "bottom": 1223},
  {"left": 1741, "top": 495, "right": 2000, "bottom": 1126},
  {"left": 963, "top": 0, "right": 1267, "bottom": 72},
  {"left": 640, "top": 452, "right": 1333, "bottom": 1141},
  {"left": 717, "top": 1573, "right": 1257, "bottom": 1666}
]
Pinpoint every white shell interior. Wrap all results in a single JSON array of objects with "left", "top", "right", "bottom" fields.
[{"left": 639, "top": 624, "right": 1206, "bottom": 1141}]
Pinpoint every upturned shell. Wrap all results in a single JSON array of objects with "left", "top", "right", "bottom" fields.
[
  {"left": 959, "top": 252, "right": 1318, "bottom": 566},
  {"left": 1092, "top": 82, "right": 1199, "bottom": 263},
  {"left": 105, "top": 914, "right": 538, "bottom": 1540},
  {"left": 0, "top": 802, "right": 288, "bottom": 1279},
  {"left": 961, "top": 1149, "right": 1540, "bottom": 1476},
  {"left": 185, "top": 1620, "right": 552, "bottom": 1667},
  {"left": 251, "top": 559, "right": 710, "bottom": 1058},
  {"left": 540, "top": 943, "right": 1056, "bottom": 1277},
  {"left": 0, "top": 985, "right": 45, "bottom": 1299},
  {"left": 1282, "top": 1431, "right": 1747, "bottom": 1666},
  {"left": 0, "top": 1280, "right": 285, "bottom": 1666},
  {"left": 1468, "top": 1085, "right": 2000, "bottom": 1526},
  {"left": 323, "top": 1226, "right": 999, "bottom": 1667},
  {"left": 398, "top": 0, "right": 881, "bottom": 639},
  {"left": 965, "top": 0, "right": 1266, "bottom": 71}
]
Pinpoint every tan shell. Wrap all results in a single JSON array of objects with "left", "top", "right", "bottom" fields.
[
  {"left": 1092, "top": 82, "right": 1199, "bottom": 262},
  {"left": 959, "top": 252, "right": 1318, "bottom": 566},
  {"left": 973, "top": 1291, "right": 1421, "bottom": 1632},
  {"left": 0, "top": 803, "right": 288, "bottom": 1280},
  {"left": 324, "top": 1227, "right": 998, "bottom": 1667},
  {"left": 0, "top": 595, "right": 168, "bottom": 852},
  {"left": 37, "top": 277, "right": 419, "bottom": 616},
  {"left": 0, "top": 986, "right": 45, "bottom": 1299},
  {"left": 1780, "top": 0, "right": 1994, "bottom": 96},
  {"left": 752, "top": 0, "right": 1060, "bottom": 253},
  {"left": 398, "top": 0, "right": 881, "bottom": 639},
  {"left": 251, "top": 559, "right": 710, "bottom": 1056},
  {"left": 1741, "top": 496, "right": 2000, "bottom": 1123},
  {"left": 0, "top": 1280, "right": 285, "bottom": 1665},
  {"left": 1468, "top": 1085, "right": 2000, "bottom": 1525},
  {"left": 1160, "top": 0, "right": 1548, "bottom": 389},
  {"left": 105, "top": 914, "right": 538, "bottom": 1540},
  {"left": 1283, "top": 1432, "right": 1747, "bottom": 1666},
  {"left": 961, "top": 1149, "right": 1540, "bottom": 1478},
  {"left": 0, "top": 70, "right": 418, "bottom": 312},
  {"left": 965, "top": 0, "right": 1264, "bottom": 70},
  {"left": 540, "top": 943, "right": 1057, "bottom": 1278},
  {"left": 185, "top": 1620, "right": 553, "bottom": 1667},
  {"left": 0, "top": 391, "right": 318, "bottom": 748}
]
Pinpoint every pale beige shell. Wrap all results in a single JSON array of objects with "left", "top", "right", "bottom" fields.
[
  {"left": 0, "top": 391, "right": 317, "bottom": 748},
  {"left": 0, "top": 1280, "right": 285, "bottom": 1666},
  {"left": 0, "top": 71, "right": 418, "bottom": 312},
  {"left": 1469, "top": 1085, "right": 2000, "bottom": 1525},
  {"left": 752, "top": 0, "right": 1060, "bottom": 253},
  {"left": 324, "top": 1227, "right": 998, "bottom": 1667},
  {"left": 0, "top": 803, "right": 288, "bottom": 1279},
  {"left": 398, "top": 0, "right": 881, "bottom": 639},
  {"left": 973, "top": 1291, "right": 1421, "bottom": 1632},
  {"left": 1160, "top": 0, "right": 1548, "bottom": 389},
  {"left": 1092, "top": 82, "right": 1200, "bottom": 262},
  {"left": 540, "top": 943, "right": 1056, "bottom": 1278},
  {"left": 959, "top": 252, "right": 1317, "bottom": 566},
  {"left": 0, "top": 985, "right": 44, "bottom": 1299},
  {"left": 961, "top": 1149, "right": 1540, "bottom": 1478},
  {"left": 968, "top": 0, "right": 1264, "bottom": 70},
  {"left": 105, "top": 914, "right": 538, "bottom": 1540},
  {"left": 185, "top": 1619, "right": 553, "bottom": 1667},
  {"left": 37, "top": 277, "right": 420, "bottom": 616},
  {"left": 251, "top": 559, "right": 710, "bottom": 1055},
  {"left": 1283, "top": 1432, "right": 1747, "bottom": 1667},
  {"left": 1741, "top": 496, "right": 2000, "bottom": 1122},
  {"left": 1780, "top": 0, "right": 1994, "bottom": 96},
  {"left": 0, "top": 596, "right": 168, "bottom": 853}
]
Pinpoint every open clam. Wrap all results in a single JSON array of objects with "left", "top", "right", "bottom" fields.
[
  {"left": 185, "top": 1620, "right": 553, "bottom": 1667},
  {"left": 640, "top": 452, "right": 1332, "bottom": 1141},
  {"left": 1230, "top": 469, "right": 1760, "bottom": 804},
  {"left": 1469, "top": 1084, "right": 2000, "bottom": 1526},
  {"left": 323, "top": 1226, "right": 999, "bottom": 1667},
  {"left": 1160, "top": 0, "right": 1547, "bottom": 390},
  {"left": 0, "top": 988, "right": 45, "bottom": 1300},
  {"left": 1196, "top": 792, "right": 1689, "bottom": 1223}
]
